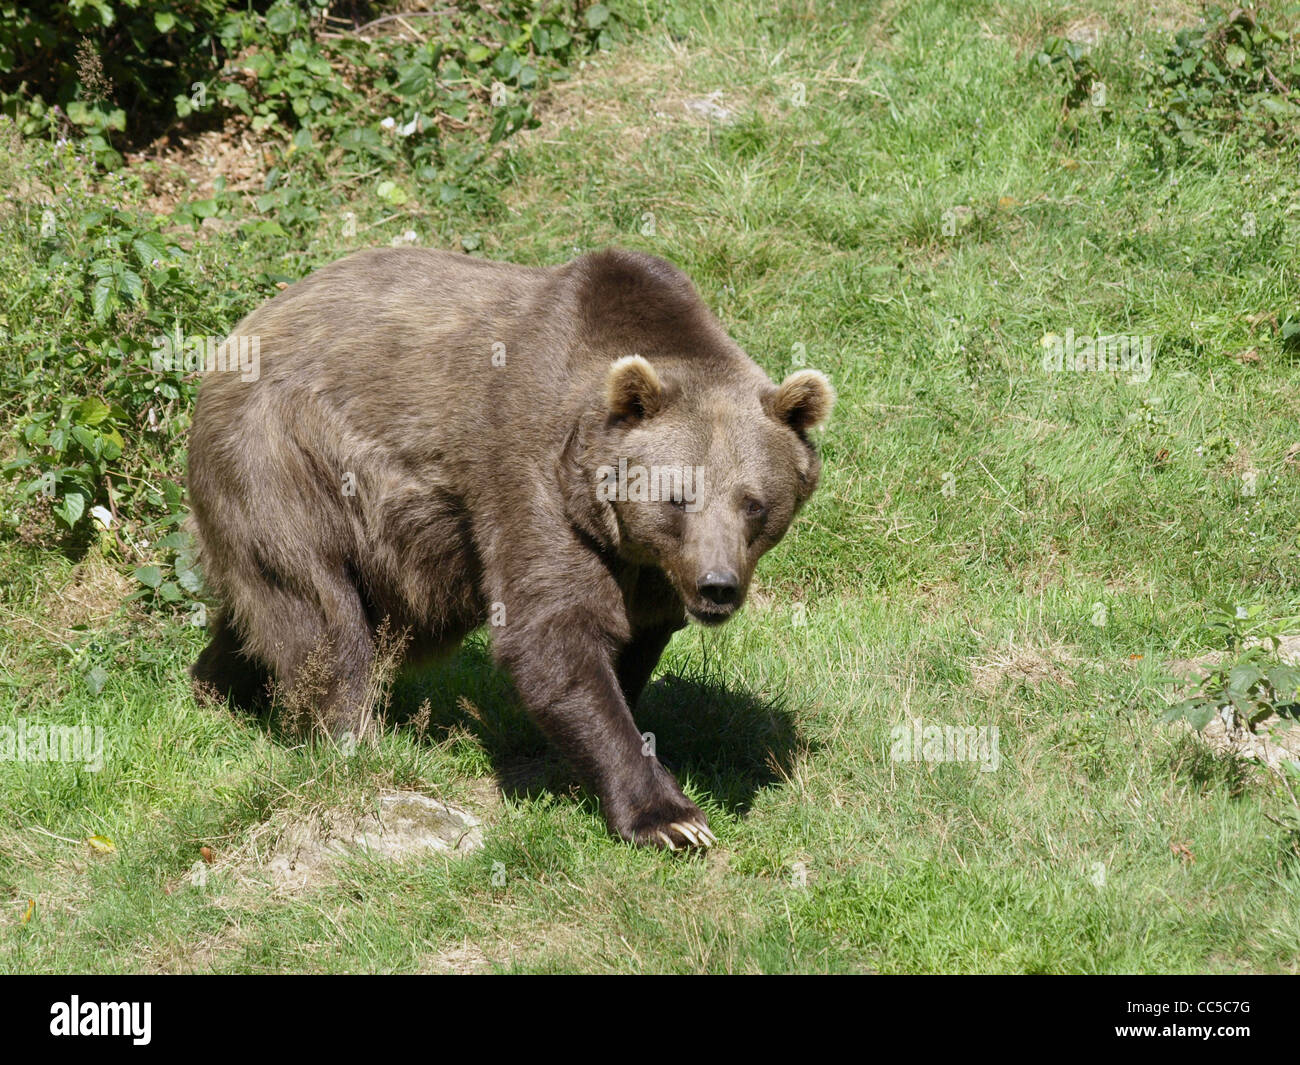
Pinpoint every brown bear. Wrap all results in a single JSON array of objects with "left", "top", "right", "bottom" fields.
[{"left": 188, "top": 247, "right": 833, "bottom": 849}]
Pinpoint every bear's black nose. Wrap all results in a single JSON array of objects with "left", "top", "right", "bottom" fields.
[{"left": 698, "top": 570, "right": 740, "bottom": 606}]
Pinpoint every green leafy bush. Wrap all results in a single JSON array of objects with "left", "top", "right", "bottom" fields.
[
  {"left": 1032, "top": 34, "right": 1111, "bottom": 133},
  {"left": 0, "top": 0, "right": 238, "bottom": 156},
  {"left": 0, "top": 132, "right": 250, "bottom": 608},
  {"left": 2, "top": 0, "right": 619, "bottom": 169},
  {"left": 1141, "top": 4, "right": 1300, "bottom": 162},
  {"left": 1165, "top": 604, "right": 1300, "bottom": 730}
]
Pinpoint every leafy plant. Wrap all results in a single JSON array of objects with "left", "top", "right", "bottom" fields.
[
  {"left": 1141, "top": 4, "right": 1300, "bottom": 163},
  {"left": 130, "top": 528, "right": 203, "bottom": 609},
  {"left": 1032, "top": 34, "right": 1110, "bottom": 127},
  {"left": 0, "top": 0, "right": 238, "bottom": 148},
  {"left": 1281, "top": 314, "right": 1300, "bottom": 352},
  {"left": 1165, "top": 603, "right": 1300, "bottom": 730},
  {"left": 2, "top": 0, "right": 621, "bottom": 179}
]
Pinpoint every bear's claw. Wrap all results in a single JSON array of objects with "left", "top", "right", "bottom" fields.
[
  {"left": 612, "top": 774, "right": 715, "bottom": 850},
  {"left": 666, "top": 820, "right": 715, "bottom": 849},
  {"left": 644, "top": 821, "right": 715, "bottom": 851},
  {"left": 673, "top": 820, "right": 717, "bottom": 848}
]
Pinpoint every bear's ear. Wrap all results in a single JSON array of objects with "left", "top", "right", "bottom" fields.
[
  {"left": 769, "top": 369, "right": 834, "bottom": 432},
  {"left": 605, "top": 355, "right": 663, "bottom": 421}
]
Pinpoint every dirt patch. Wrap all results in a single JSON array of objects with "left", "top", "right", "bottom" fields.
[
  {"left": 149, "top": 924, "right": 247, "bottom": 974},
  {"left": 270, "top": 791, "right": 483, "bottom": 892},
  {"left": 681, "top": 91, "right": 739, "bottom": 125},
  {"left": 1191, "top": 710, "right": 1300, "bottom": 772},
  {"left": 1063, "top": 16, "right": 1106, "bottom": 48},
  {"left": 126, "top": 118, "right": 272, "bottom": 217}
]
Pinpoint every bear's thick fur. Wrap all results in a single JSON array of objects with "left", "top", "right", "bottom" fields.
[{"left": 188, "top": 247, "right": 833, "bottom": 848}]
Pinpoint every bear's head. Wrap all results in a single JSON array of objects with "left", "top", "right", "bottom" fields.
[{"left": 563, "top": 354, "right": 834, "bottom": 625}]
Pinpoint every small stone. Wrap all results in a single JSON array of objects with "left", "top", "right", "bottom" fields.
[{"left": 269, "top": 791, "right": 483, "bottom": 892}]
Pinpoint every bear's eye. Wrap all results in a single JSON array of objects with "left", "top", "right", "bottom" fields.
[
  {"left": 744, "top": 497, "right": 766, "bottom": 518},
  {"left": 668, "top": 496, "right": 687, "bottom": 511}
]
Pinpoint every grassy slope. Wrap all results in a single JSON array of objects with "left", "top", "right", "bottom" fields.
[{"left": 2, "top": 0, "right": 1299, "bottom": 972}]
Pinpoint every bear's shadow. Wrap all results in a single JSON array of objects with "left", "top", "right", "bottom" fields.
[{"left": 389, "top": 634, "right": 807, "bottom": 820}]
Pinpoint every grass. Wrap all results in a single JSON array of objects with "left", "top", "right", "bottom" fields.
[{"left": 2, "top": 0, "right": 1300, "bottom": 972}]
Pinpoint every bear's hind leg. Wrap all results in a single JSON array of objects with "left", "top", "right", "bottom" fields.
[
  {"left": 218, "top": 561, "right": 377, "bottom": 740},
  {"left": 191, "top": 609, "right": 271, "bottom": 711}
]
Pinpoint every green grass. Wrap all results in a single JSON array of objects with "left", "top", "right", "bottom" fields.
[{"left": 3, "top": 0, "right": 1300, "bottom": 972}]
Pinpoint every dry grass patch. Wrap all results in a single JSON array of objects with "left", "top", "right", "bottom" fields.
[
  {"left": 418, "top": 940, "right": 492, "bottom": 974},
  {"left": 969, "top": 638, "right": 1079, "bottom": 696},
  {"left": 0, "top": 554, "right": 135, "bottom": 687},
  {"left": 41, "top": 554, "right": 134, "bottom": 633},
  {"left": 991, "top": 0, "right": 1202, "bottom": 54},
  {"left": 519, "top": 45, "right": 707, "bottom": 149}
]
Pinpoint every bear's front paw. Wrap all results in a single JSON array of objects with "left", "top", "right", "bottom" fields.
[{"left": 607, "top": 777, "right": 716, "bottom": 851}]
